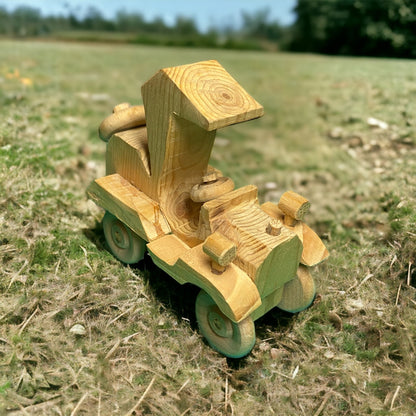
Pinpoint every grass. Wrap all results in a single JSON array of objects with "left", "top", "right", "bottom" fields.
[{"left": 0, "top": 39, "right": 416, "bottom": 415}]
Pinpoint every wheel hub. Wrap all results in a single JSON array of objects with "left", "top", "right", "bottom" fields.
[
  {"left": 111, "top": 222, "right": 129, "bottom": 249},
  {"left": 208, "top": 311, "right": 233, "bottom": 338}
]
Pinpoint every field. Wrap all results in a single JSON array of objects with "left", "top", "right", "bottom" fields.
[{"left": 1, "top": 40, "right": 416, "bottom": 415}]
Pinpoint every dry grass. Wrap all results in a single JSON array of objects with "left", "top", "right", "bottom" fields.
[{"left": 1, "top": 40, "right": 416, "bottom": 415}]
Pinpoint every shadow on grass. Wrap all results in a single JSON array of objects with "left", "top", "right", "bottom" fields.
[
  {"left": 82, "top": 220, "right": 107, "bottom": 253},
  {"left": 139, "top": 253, "right": 200, "bottom": 331},
  {"left": 83, "top": 222, "right": 199, "bottom": 324},
  {"left": 84, "top": 223, "right": 298, "bottom": 366}
]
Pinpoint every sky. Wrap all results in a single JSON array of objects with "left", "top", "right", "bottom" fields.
[{"left": 0, "top": 0, "right": 297, "bottom": 31}]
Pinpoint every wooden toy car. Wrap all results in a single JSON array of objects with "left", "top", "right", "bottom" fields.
[{"left": 87, "top": 60, "right": 328, "bottom": 358}]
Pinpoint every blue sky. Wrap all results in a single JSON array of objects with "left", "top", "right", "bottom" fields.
[{"left": 0, "top": 0, "right": 297, "bottom": 31}]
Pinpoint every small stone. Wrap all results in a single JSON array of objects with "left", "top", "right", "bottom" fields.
[
  {"left": 270, "top": 348, "right": 279, "bottom": 360},
  {"left": 264, "top": 182, "right": 278, "bottom": 190},
  {"left": 214, "top": 137, "right": 230, "bottom": 147},
  {"left": 345, "top": 298, "right": 365, "bottom": 315},
  {"left": 324, "top": 350, "right": 335, "bottom": 359},
  {"left": 69, "top": 324, "right": 86, "bottom": 336},
  {"left": 328, "top": 127, "right": 344, "bottom": 140},
  {"left": 347, "top": 136, "right": 363, "bottom": 148},
  {"left": 367, "top": 117, "right": 388, "bottom": 130},
  {"left": 78, "top": 145, "right": 91, "bottom": 157}
]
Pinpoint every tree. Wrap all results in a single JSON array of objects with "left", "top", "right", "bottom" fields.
[
  {"left": 241, "top": 8, "right": 283, "bottom": 41},
  {"left": 115, "top": 11, "right": 146, "bottom": 32},
  {"left": 290, "top": 0, "right": 416, "bottom": 58},
  {"left": 0, "top": 7, "right": 10, "bottom": 34},
  {"left": 82, "top": 6, "right": 114, "bottom": 31},
  {"left": 174, "top": 16, "right": 199, "bottom": 37},
  {"left": 11, "top": 6, "right": 42, "bottom": 36}
]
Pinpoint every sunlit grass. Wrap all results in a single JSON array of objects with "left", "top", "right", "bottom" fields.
[{"left": 0, "top": 39, "right": 415, "bottom": 415}]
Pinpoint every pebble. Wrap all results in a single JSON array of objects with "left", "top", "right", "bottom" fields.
[{"left": 69, "top": 324, "right": 86, "bottom": 335}]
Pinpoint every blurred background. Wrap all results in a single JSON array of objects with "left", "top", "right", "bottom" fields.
[{"left": 0, "top": 0, "right": 415, "bottom": 58}]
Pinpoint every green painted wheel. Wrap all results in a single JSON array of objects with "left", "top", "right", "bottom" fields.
[
  {"left": 277, "top": 265, "right": 316, "bottom": 313},
  {"left": 102, "top": 212, "right": 145, "bottom": 264},
  {"left": 195, "top": 290, "right": 256, "bottom": 358}
]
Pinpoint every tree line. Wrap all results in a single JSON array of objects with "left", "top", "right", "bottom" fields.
[
  {"left": 0, "top": 5, "right": 287, "bottom": 51},
  {"left": 1, "top": 1, "right": 416, "bottom": 58},
  {"left": 290, "top": 0, "right": 416, "bottom": 58}
]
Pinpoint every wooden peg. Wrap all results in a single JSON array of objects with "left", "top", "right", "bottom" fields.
[
  {"left": 203, "top": 231, "right": 237, "bottom": 274},
  {"left": 278, "top": 191, "right": 310, "bottom": 226},
  {"left": 266, "top": 218, "right": 282, "bottom": 236}
]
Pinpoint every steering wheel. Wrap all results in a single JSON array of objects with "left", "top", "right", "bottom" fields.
[
  {"left": 191, "top": 176, "right": 234, "bottom": 203},
  {"left": 98, "top": 103, "right": 146, "bottom": 142}
]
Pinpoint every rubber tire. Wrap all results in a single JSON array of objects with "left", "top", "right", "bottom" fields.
[
  {"left": 195, "top": 290, "right": 256, "bottom": 358},
  {"left": 102, "top": 212, "right": 145, "bottom": 264}
]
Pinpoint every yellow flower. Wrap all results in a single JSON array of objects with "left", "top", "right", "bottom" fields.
[{"left": 20, "top": 77, "right": 33, "bottom": 87}]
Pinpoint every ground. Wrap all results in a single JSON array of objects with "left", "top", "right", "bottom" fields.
[{"left": 0, "top": 40, "right": 415, "bottom": 415}]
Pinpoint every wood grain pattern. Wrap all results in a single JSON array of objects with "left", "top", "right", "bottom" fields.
[
  {"left": 99, "top": 104, "right": 146, "bottom": 142},
  {"left": 88, "top": 60, "right": 328, "bottom": 337},
  {"left": 298, "top": 223, "right": 329, "bottom": 266},
  {"left": 261, "top": 201, "right": 329, "bottom": 266},
  {"left": 203, "top": 231, "right": 237, "bottom": 267},
  {"left": 138, "top": 60, "right": 264, "bottom": 244},
  {"left": 278, "top": 190, "right": 311, "bottom": 226},
  {"left": 106, "top": 128, "right": 153, "bottom": 195},
  {"left": 161, "top": 60, "right": 264, "bottom": 131},
  {"left": 198, "top": 185, "right": 303, "bottom": 297},
  {"left": 87, "top": 173, "right": 170, "bottom": 242},
  {"left": 147, "top": 234, "right": 261, "bottom": 322}
]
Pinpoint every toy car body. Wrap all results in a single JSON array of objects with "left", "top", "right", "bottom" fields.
[{"left": 87, "top": 60, "right": 328, "bottom": 358}]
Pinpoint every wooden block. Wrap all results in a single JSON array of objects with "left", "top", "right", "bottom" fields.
[
  {"left": 278, "top": 191, "right": 310, "bottom": 226},
  {"left": 147, "top": 236, "right": 261, "bottom": 323},
  {"left": 251, "top": 286, "right": 284, "bottom": 321},
  {"left": 138, "top": 60, "right": 264, "bottom": 243},
  {"left": 300, "top": 223, "right": 329, "bottom": 266},
  {"left": 198, "top": 185, "right": 303, "bottom": 297},
  {"left": 261, "top": 201, "right": 328, "bottom": 266},
  {"left": 146, "top": 234, "right": 190, "bottom": 269},
  {"left": 106, "top": 128, "right": 153, "bottom": 196},
  {"left": 203, "top": 231, "right": 237, "bottom": 273},
  {"left": 87, "top": 173, "right": 170, "bottom": 242}
]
